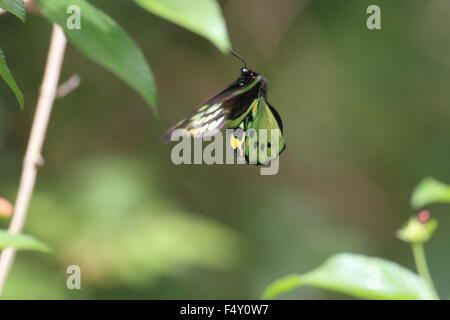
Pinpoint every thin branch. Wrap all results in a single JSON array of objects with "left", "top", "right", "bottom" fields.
[
  {"left": 0, "top": 24, "right": 67, "bottom": 295},
  {"left": 57, "top": 74, "right": 81, "bottom": 98}
]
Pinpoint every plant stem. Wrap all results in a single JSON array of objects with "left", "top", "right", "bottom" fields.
[
  {"left": 412, "top": 242, "right": 439, "bottom": 300},
  {"left": 0, "top": 25, "right": 67, "bottom": 295}
]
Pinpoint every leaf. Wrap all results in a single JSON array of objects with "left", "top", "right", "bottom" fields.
[
  {"left": 135, "top": 0, "right": 231, "bottom": 53},
  {"left": 262, "top": 274, "right": 302, "bottom": 300},
  {"left": 0, "top": 0, "right": 26, "bottom": 22},
  {"left": 411, "top": 177, "right": 450, "bottom": 209},
  {"left": 38, "top": 0, "right": 157, "bottom": 113},
  {"left": 263, "top": 253, "right": 436, "bottom": 300},
  {"left": 0, "top": 48, "right": 24, "bottom": 108},
  {"left": 0, "top": 230, "right": 51, "bottom": 252}
]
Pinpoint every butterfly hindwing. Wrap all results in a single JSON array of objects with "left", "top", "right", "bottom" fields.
[{"left": 243, "top": 96, "right": 286, "bottom": 165}]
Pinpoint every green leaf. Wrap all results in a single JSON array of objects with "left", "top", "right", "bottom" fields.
[
  {"left": 0, "top": 230, "right": 51, "bottom": 252},
  {"left": 135, "top": 0, "right": 231, "bottom": 53},
  {"left": 411, "top": 177, "right": 450, "bottom": 209},
  {"left": 0, "top": 48, "right": 24, "bottom": 108},
  {"left": 263, "top": 253, "right": 435, "bottom": 300},
  {"left": 38, "top": 0, "right": 157, "bottom": 113},
  {"left": 0, "top": 0, "right": 26, "bottom": 22},
  {"left": 262, "top": 274, "right": 303, "bottom": 300}
]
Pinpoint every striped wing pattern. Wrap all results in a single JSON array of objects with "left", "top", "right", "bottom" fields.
[{"left": 163, "top": 75, "right": 262, "bottom": 140}]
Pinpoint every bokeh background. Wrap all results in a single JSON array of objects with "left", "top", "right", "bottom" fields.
[{"left": 1, "top": 0, "right": 450, "bottom": 299}]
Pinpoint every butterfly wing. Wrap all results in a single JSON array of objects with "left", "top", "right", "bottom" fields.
[
  {"left": 163, "top": 76, "right": 262, "bottom": 141},
  {"left": 243, "top": 96, "right": 286, "bottom": 165}
]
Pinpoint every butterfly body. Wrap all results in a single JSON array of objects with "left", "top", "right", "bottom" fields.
[{"left": 164, "top": 65, "right": 285, "bottom": 165}]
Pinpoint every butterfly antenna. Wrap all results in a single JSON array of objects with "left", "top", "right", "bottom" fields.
[{"left": 230, "top": 50, "right": 247, "bottom": 69}]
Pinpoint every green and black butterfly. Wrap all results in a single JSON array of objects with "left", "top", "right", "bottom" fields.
[{"left": 164, "top": 51, "right": 286, "bottom": 165}]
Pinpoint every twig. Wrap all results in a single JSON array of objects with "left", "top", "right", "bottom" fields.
[
  {"left": 57, "top": 74, "right": 80, "bottom": 98},
  {"left": 0, "top": 24, "right": 67, "bottom": 295}
]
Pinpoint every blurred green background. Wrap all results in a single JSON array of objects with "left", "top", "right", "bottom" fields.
[{"left": 1, "top": 0, "right": 450, "bottom": 299}]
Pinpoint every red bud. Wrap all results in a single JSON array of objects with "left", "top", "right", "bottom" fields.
[
  {"left": 418, "top": 210, "right": 430, "bottom": 224},
  {"left": 0, "top": 197, "right": 13, "bottom": 217}
]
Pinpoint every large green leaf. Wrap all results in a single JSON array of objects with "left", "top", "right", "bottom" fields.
[
  {"left": 135, "top": 0, "right": 230, "bottom": 53},
  {"left": 411, "top": 177, "right": 450, "bottom": 209},
  {"left": 0, "top": 48, "right": 24, "bottom": 108},
  {"left": 0, "top": 230, "right": 50, "bottom": 252},
  {"left": 38, "top": 0, "right": 157, "bottom": 113},
  {"left": 0, "top": 0, "right": 26, "bottom": 22},
  {"left": 263, "top": 253, "right": 436, "bottom": 300}
]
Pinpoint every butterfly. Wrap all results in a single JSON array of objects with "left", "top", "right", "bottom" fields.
[{"left": 164, "top": 51, "right": 286, "bottom": 165}]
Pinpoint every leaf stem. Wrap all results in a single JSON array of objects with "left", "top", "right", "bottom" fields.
[
  {"left": 411, "top": 242, "right": 439, "bottom": 300},
  {"left": 0, "top": 25, "right": 67, "bottom": 295}
]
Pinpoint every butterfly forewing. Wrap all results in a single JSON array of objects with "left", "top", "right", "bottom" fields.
[{"left": 163, "top": 75, "right": 262, "bottom": 141}]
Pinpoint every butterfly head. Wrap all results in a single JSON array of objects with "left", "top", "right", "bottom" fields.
[{"left": 240, "top": 67, "right": 259, "bottom": 82}]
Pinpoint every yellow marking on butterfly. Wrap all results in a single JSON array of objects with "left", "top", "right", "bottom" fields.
[
  {"left": 230, "top": 134, "right": 245, "bottom": 157},
  {"left": 251, "top": 99, "right": 258, "bottom": 114}
]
